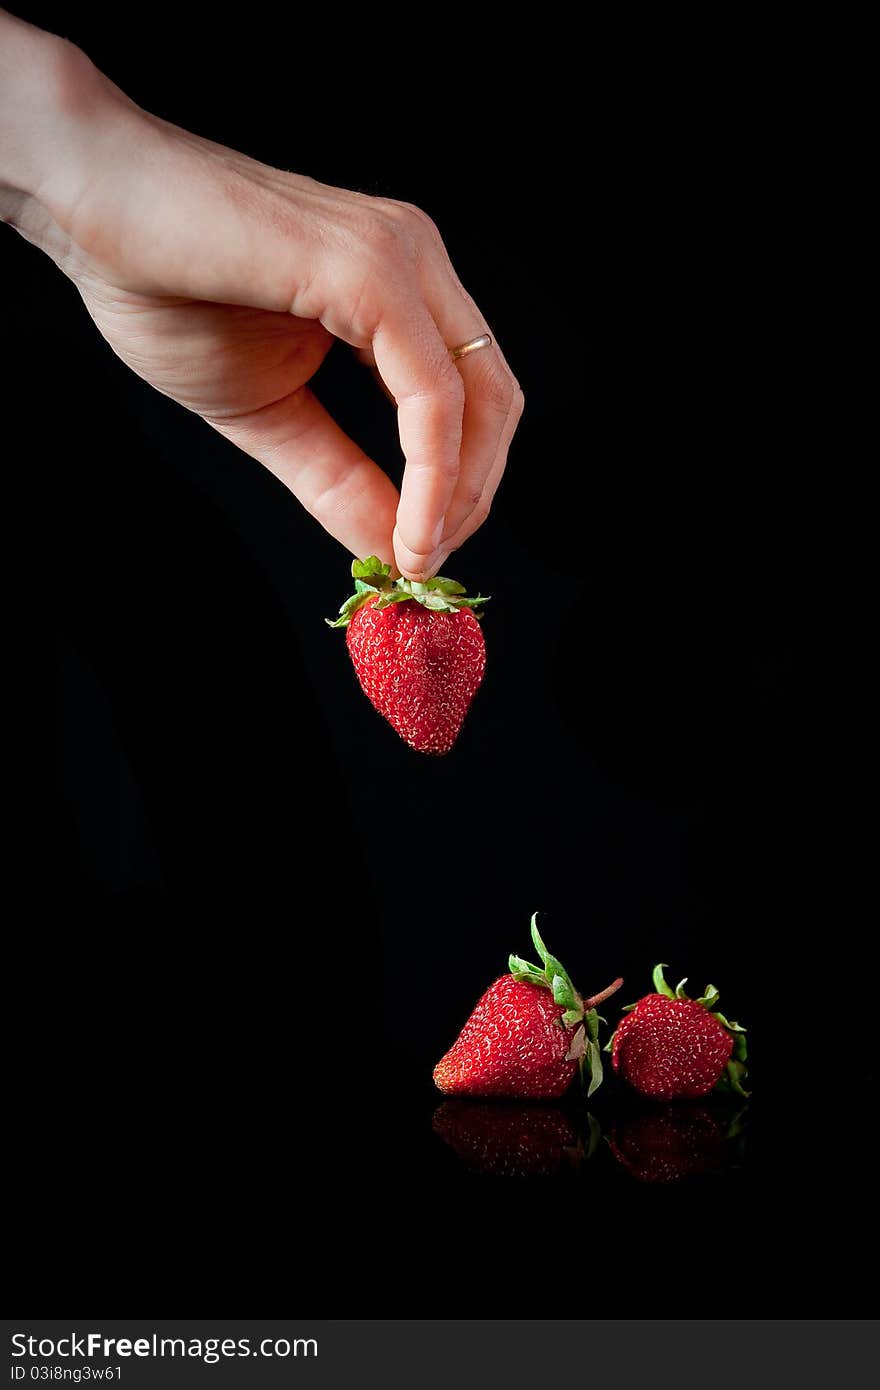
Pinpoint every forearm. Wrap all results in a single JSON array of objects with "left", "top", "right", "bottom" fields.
[
  {"left": 1, "top": 14, "right": 73, "bottom": 196},
  {"left": 0, "top": 12, "right": 122, "bottom": 251}
]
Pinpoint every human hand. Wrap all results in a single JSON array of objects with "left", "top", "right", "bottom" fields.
[{"left": 0, "top": 19, "right": 523, "bottom": 578}]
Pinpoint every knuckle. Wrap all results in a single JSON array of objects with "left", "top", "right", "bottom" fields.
[
  {"left": 398, "top": 359, "right": 464, "bottom": 415},
  {"left": 379, "top": 198, "right": 442, "bottom": 245},
  {"left": 358, "top": 209, "right": 419, "bottom": 269},
  {"left": 511, "top": 382, "right": 526, "bottom": 420},
  {"left": 436, "top": 363, "right": 467, "bottom": 409},
  {"left": 473, "top": 359, "right": 520, "bottom": 416},
  {"left": 434, "top": 459, "right": 461, "bottom": 484},
  {"left": 337, "top": 269, "right": 384, "bottom": 343}
]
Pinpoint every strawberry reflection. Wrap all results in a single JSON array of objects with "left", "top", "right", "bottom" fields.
[
  {"left": 609, "top": 1102, "right": 747, "bottom": 1184},
  {"left": 432, "top": 1101, "right": 599, "bottom": 1177}
]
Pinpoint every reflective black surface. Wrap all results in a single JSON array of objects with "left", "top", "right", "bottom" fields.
[{"left": 433, "top": 1097, "right": 746, "bottom": 1183}]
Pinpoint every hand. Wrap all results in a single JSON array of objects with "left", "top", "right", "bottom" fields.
[{"left": 0, "top": 19, "right": 523, "bottom": 578}]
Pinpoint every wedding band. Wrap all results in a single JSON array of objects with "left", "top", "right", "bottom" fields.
[{"left": 449, "top": 333, "right": 493, "bottom": 361}]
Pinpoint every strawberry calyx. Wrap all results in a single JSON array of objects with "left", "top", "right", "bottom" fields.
[
  {"left": 607, "top": 963, "right": 750, "bottom": 1098},
  {"left": 508, "top": 912, "right": 623, "bottom": 1098},
  {"left": 326, "top": 555, "right": 491, "bottom": 629}
]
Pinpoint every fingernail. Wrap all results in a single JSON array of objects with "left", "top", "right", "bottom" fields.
[
  {"left": 422, "top": 548, "right": 449, "bottom": 578},
  {"left": 431, "top": 516, "right": 446, "bottom": 548}
]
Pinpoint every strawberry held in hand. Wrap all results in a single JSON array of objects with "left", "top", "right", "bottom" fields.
[
  {"left": 433, "top": 913, "right": 623, "bottom": 1100},
  {"left": 327, "top": 556, "right": 489, "bottom": 755},
  {"left": 608, "top": 965, "right": 749, "bottom": 1101}
]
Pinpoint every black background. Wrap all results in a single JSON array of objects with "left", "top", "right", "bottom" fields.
[{"left": 10, "top": 5, "right": 865, "bottom": 1315}]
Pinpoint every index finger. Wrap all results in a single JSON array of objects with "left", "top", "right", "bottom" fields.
[{"left": 370, "top": 300, "right": 466, "bottom": 578}]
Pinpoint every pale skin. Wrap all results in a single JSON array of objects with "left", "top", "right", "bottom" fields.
[{"left": 0, "top": 12, "right": 523, "bottom": 579}]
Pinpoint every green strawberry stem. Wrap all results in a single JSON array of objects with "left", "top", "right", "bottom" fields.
[
  {"left": 509, "top": 912, "right": 623, "bottom": 1099},
  {"left": 326, "top": 555, "right": 491, "bottom": 628}
]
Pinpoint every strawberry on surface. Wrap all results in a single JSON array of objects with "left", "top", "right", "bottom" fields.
[
  {"left": 608, "top": 964, "right": 749, "bottom": 1101},
  {"left": 433, "top": 913, "right": 622, "bottom": 1100},
  {"left": 433, "top": 974, "right": 579, "bottom": 1101},
  {"left": 327, "top": 555, "right": 488, "bottom": 755}
]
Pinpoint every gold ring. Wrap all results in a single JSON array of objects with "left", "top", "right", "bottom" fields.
[{"left": 449, "top": 333, "right": 493, "bottom": 361}]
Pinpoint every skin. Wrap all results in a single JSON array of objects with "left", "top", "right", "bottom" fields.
[{"left": 0, "top": 12, "right": 523, "bottom": 579}]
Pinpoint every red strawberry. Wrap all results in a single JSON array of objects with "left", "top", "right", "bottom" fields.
[
  {"left": 609, "top": 965, "right": 749, "bottom": 1101},
  {"left": 433, "top": 913, "right": 622, "bottom": 1100},
  {"left": 327, "top": 556, "right": 488, "bottom": 754},
  {"left": 608, "top": 1103, "right": 746, "bottom": 1184},
  {"left": 432, "top": 1101, "right": 583, "bottom": 1177}
]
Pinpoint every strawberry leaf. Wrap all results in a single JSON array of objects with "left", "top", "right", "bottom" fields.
[
  {"left": 325, "top": 591, "right": 374, "bottom": 629},
  {"left": 529, "top": 913, "right": 577, "bottom": 998},
  {"left": 508, "top": 952, "right": 540, "bottom": 974},
  {"left": 419, "top": 593, "right": 459, "bottom": 610},
  {"left": 551, "top": 973, "right": 579, "bottom": 1009},
  {"left": 696, "top": 984, "right": 720, "bottom": 1008},
  {"left": 328, "top": 559, "right": 491, "bottom": 628},
  {"left": 712, "top": 1010, "right": 746, "bottom": 1033},
  {"left": 508, "top": 953, "right": 546, "bottom": 987},
  {"left": 372, "top": 590, "right": 412, "bottom": 610},
  {"left": 652, "top": 963, "right": 675, "bottom": 998},
  {"left": 565, "top": 1025, "right": 587, "bottom": 1062},
  {"left": 351, "top": 556, "right": 390, "bottom": 580},
  {"left": 529, "top": 913, "right": 551, "bottom": 963},
  {"left": 426, "top": 576, "right": 467, "bottom": 595},
  {"left": 717, "top": 1059, "right": 750, "bottom": 1098},
  {"left": 726, "top": 1107, "right": 750, "bottom": 1141},
  {"left": 585, "top": 1112, "right": 602, "bottom": 1159},
  {"left": 506, "top": 914, "right": 619, "bottom": 1094},
  {"left": 674, "top": 977, "right": 689, "bottom": 999},
  {"left": 586, "top": 1040, "right": 604, "bottom": 1097}
]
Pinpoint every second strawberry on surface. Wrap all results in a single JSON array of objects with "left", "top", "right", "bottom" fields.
[{"left": 608, "top": 964, "right": 749, "bottom": 1101}]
